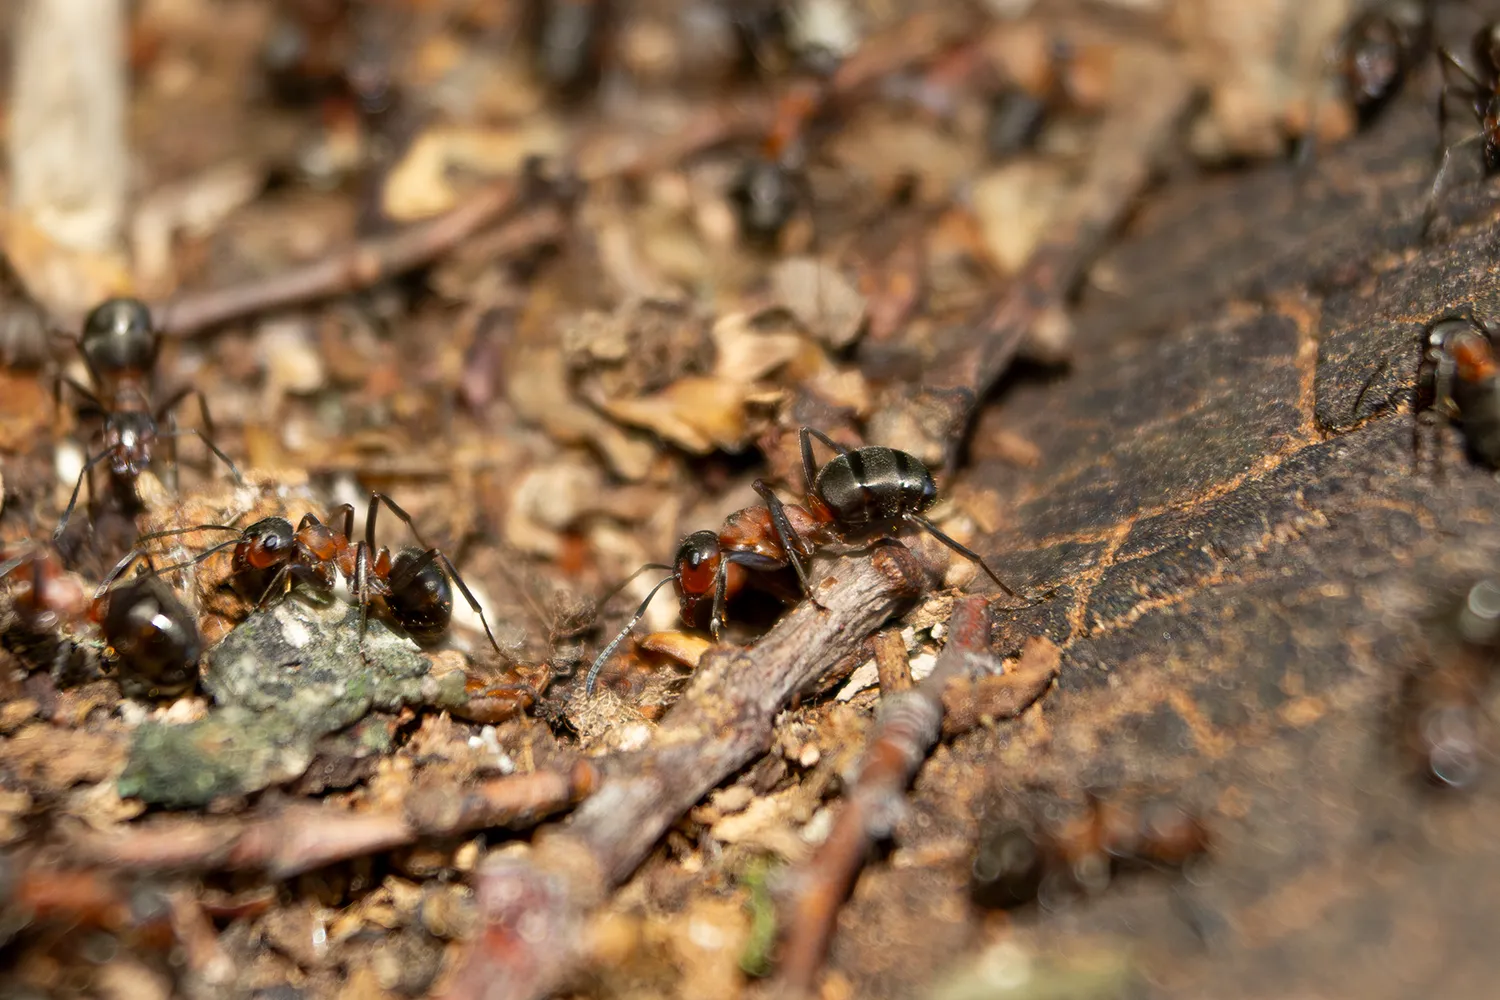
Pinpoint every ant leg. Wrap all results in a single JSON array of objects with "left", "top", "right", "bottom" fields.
[
  {"left": 163, "top": 428, "right": 244, "bottom": 487},
  {"left": 1351, "top": 356, "right": 1394, "bottom": 419},
  {"left": 799, "top": 426, "right": 849, "bottom": 491},
  {"left": 585, "top": 574, "right": 677, "bottom": 696},
  {"left": 353, "top": 542, "right": 373, "bottom": 660},
  {"left": 156, "top": 387, "right": 243, "bottom": 488},
  {"left": 54, "top": 375, "right": 103, "bottom": 421},
  {"left": 752, "top": 478, "right": 814, "bottom": 597},
  {"left": 906, "top": 512, "right": 1031, "bottom": 603},
  {"left": 325, "top": 503, "right": 355, "bottom": 541},
  {"left": 368, "top": 492, "right": 435, "bottom": 551},
  {"left": 711, "top": 551, "right": 789, "bottom": 639},
  {"left": 53, "top": 449, "right": 112, "bottom": 542}
]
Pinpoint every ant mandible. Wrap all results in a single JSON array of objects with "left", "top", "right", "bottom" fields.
[
  {"left": 1423, "top": 20, "right": 1500, "bottom": 235},
  {"left": 754, "top": 426, "right": 1025, "bottom": 602},
  {"left": 53, "top": 298, "right": 243, "bottom": 541},
  {"left": 583, "top": 499, "right": 823, "bottom": 695},
  {"left": 106, "top": 493, "right": 505, "bottom": 658}
]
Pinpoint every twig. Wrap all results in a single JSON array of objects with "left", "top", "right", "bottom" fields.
[
  {"left": 154, "top": 177, "right": 525, "bottom": 337},
  {"left": 872, "top": 628, "right": 912, "bottom": 693},
  {"left": 440, "top": 548, "right": 928, "bottom": 1000},
  {"left": 73, "top": 764, "right": 596, "bottom": 880},
  {"left": 774, "top": 603, "right": 1059, "bottom": 997}
]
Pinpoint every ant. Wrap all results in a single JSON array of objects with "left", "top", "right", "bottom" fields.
[
  {"left": 0, "top": 541, "right": 95, "bottom": 680},
  {"left": 970, "top": 793, "right": 1210, "bottom": 911},
  {"left": 731, "top": 78, "right": 827, "bottom": 246},
  {"left": 753, "top": 426, "right": 1026, "bottom": 603},
  {"left": 585, "top": 427, "right": 1031, "bottom": 695},
  {"left": 583, "top": 501, "right": 820, "bottom": 695},
  {"left": 1339, "top": 1, "right": 1431, "bottom": 127},
  {"left": 1401, "top": 577, "right": 1500, "bottom": 790},
  {"left": 1411, "top": 313, "right": 1500, "bottom": 470},
  {"left": 95, "top": 558, "right": 204, "bottom": 698},
  {"left": 107, "top": 493, "right": 505, "bottom": 660},
  {"left": 1423, "top": 18, "right": 1500, "bottom": 235},
  {"left": 53, "top": 297, "right": 243, "bottom": 541}
]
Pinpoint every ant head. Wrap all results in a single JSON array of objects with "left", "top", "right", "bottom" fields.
[
  {"left": 80, "top": 297, "right": 159, "bottom": 379},
  {"left": 102, "top": 573, "right": 202, "bottom": 696},
  {"left": 236, "top": 517, "right": 296, "bottom": 571},
  {"left": 102, "top": 411, "right": 158, "bottom": 477},
  {"left": 673, "top": 531, "right": 722, "bottom": 594}
]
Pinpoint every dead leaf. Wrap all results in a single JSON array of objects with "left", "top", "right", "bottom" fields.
[
  {"left": 596, "top": 376, "right": 752, "bottom": 453},
  {"left": 771, "top": 256, "right": 868, "bottom": 349}
]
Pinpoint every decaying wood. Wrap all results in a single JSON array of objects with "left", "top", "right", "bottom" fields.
[
  {"left": 72, "top": 764, "right": 596, "bottom": 880},
  {"left": 872, "top": 628, "right": 913, "bottom": 694},
  {"left": 441, "top": 547, "right": 929, "bottom": 1000}
]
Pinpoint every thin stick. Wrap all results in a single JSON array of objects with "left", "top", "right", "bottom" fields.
[
  {"left": 73, "top": 763, "right": 597, "bottom": 880},
  {"left": 775, "top": 604, "right": 1059, "bottom": 997},
  {"left": 155, "top": 177, "right": 524, "bottom": 336}
]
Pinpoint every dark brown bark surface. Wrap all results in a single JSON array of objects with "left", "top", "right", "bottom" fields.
[{"left": 827, "top": 92, "right": 1500, "bottom": 1000}]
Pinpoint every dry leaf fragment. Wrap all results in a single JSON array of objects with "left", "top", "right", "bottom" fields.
[
  {"left": 596, "top": 376, "right": 751, "bottom": 454},
  {"left": 771, "top": 256, "right": 868, "bottom": 349},
  {"left": 637, "top": 631, "right": 714, "bottom": 669}
]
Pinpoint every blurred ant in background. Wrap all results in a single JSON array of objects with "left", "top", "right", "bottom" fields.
[
  {"left": 0, "top": 540, "right": 95, "bottom": 682},
  {"left": 1423, "top": 16, "right": 1500, "bottom": 234},
  {"left": 1400, "top": 577, "right": 1500, "bottom": 790},
  {"left": 970, "top": 791, "right": 1211, "bottom": 911},
  {"left": 52, "top": 298, "right": 242, "bottom": 543},
  {"left": 1411, "top": 313, "right": 1500, "bottom": 471}
]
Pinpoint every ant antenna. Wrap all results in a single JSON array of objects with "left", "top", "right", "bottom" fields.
[{"left": 584, "top": 573, "right": 678, "bottom": 697}]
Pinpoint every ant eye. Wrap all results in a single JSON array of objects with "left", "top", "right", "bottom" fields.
[{"left": 261, "top": 534, "right": 283, "bottom": 552}]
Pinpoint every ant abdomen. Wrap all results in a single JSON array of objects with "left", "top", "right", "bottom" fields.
[
  {"left": 79, "top": 297, "right": 159, "bottom": 381},
  {"left": 101, "top": 573, "right": 202, "bottom": 697},
  {"left": 813, "top": 447, "right": 939, "bottom": 529},
  {"left": 386, "top": 549, "right": 453, "bottom": 644}
]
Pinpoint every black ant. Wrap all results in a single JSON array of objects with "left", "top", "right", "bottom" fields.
[
  {"left": 96, "top": 558, "right": 204, "bottom": 698},
  {"left": 106, "top": 494, "right": 504, "bottom": 659},
  {"left": 53, "top": 297, "right": 243, "bottom": 541},
  {"left": 1423, "top": 19, "right": 1500, "bottom": 235},
  {"left": 583, "top": 500, "right": 821, "bottom": 695},
  {"left": 1413, "top": 314, "right": 1500, "bottom": 470},
  {"left": 754, "top": 426, "right": 1026, "bottom": 603}
]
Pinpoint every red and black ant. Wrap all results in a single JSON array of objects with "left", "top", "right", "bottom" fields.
[
  {"left": 106, "top": 493, "right": 504, "bottom": 659},
  {"left": 970, "top": 793, "right": 1211, "bottom": 911},
  {"left": 754, "top": 426, "right": 1025, "bottom": 601},
  {"left": 731, "top": 79, "right": 827, "bottom": 246},
  {"left": 583, "top": 500, "right": 822, "bottom": 695},
  {"left": 585, "top": 427, "right": 1031, "bottom": 695},
  {"left": 0, "top": 541, "right": 94, "bottom": 680},
  {"left": 1423, "top": 19, "right": 1500, "bottom": 235},
  {"left": 53, "top": 297, "right": 243, "bottom": 541},
  {"left": 1401, "top": 577, "right": 1500, "bottom": 790}
]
